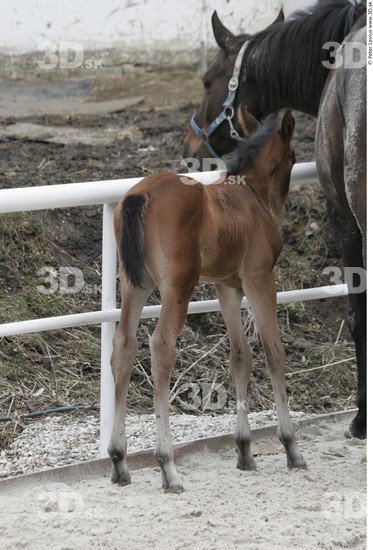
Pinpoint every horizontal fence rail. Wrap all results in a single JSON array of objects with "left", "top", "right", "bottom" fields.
[
  {"left": 0, "top": 285, "right": 348, "bottom": 338},
  {"left": 0, "top": 162, "right": 318, "bottom": 213},
  {"left": 1, "top": 160, "right": 346, "bottom": 457}
]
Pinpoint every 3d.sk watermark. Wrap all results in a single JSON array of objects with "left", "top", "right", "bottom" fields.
[
  {"left": 175, "top": 382, "right": 246, "bottom": 412},
  {"left": 322, "top": 266, "right": 366, "bottom": 295},
  {"left": 36, "top": 489, "right": 84, "bottom": 515},
  {"left": 368, "top": 1, "right": 373, "bottom": 65},
  {"left": 180, "top": 157, "right": 247, "bottom": 186},
  {"left": 322, "top": 41, "right": 367, "bottom": 69},
  {"left": 37, "top": 267, "right": 101, "bottom": 295},
  {"left": 321, "top": 491, "right": 366, "bottom": 520},
  {"left": 35, "top": 42, "right": 103, "bottom": 70}
]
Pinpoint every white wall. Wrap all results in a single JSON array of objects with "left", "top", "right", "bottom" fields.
[{"left": 1, "top": 0, "right": 313, "bottom": 58}]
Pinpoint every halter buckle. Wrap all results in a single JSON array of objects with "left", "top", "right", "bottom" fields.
[
  {"left": 225, "top": 113, "right": 240, "bottom": 140},
  {"left": 223, "top": 105, "right": 234, "bottom": 120},
  {"left": 228, "top": 77, "right": 239, "bottom": 91}
]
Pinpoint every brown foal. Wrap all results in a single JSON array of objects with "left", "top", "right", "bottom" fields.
[{"left": 108, "top": 109, "right": 307, "bottom": 493}]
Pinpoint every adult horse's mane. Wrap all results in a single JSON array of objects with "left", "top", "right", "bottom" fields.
[
  {"left": 226, "top": 114, "right": 278, "bottom": 175},
  {"left": 241, "top": 0, "right": 366, "bottom": 115}
]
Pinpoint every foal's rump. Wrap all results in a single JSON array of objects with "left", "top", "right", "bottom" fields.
[{"left": 116, "top": 174, "right": 205, "bottom": 288}]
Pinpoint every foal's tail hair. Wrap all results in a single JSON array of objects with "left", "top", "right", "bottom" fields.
[{"left": 119, "top": 194, "right": 148, "bottom": 288}]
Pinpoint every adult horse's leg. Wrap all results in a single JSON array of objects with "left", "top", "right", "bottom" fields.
[
  {"left": 243, "top": 272, "right": 307, "bottom": 469},
  {"left": 151, "top": 274, "right": 198, "bottom": 493},
  {"left": 316, "top": 36, "right": 366, "bottom": 438},
  {"left": 348, "top": 290, "right": 367, "bottom": 439},
  {"left": 108, "top": 273, "right": 155, "bottom": 485},
  {"left": 326, "top": 201, "right": 366, "bottom": 439},
  {"left": 340, "top": 41, "right": 366, "bottom": 439},
  {"left": 215, "top": 284, "right": 257, "bottom": 470}
]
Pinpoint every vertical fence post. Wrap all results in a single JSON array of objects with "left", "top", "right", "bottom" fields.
[
  {"left": 200, "top": 0, "right": 208, "bottom": 74},
  {"left": 99, "top": 202, "right": 117, "bottom": 457}
]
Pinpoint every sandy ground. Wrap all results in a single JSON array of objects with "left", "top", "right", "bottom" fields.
[{"left": 0, "top": 418, "right": 366, "bottom": 550}]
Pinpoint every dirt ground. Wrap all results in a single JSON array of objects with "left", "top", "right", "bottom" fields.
[
  {"left": 0, "top": 67, "right": 357, "bottom": 445},
  {"left": 0, "top": 417, "right": 366, "bottom": 549}
]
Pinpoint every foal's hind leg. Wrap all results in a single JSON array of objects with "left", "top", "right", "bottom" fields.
[
  {"left": 108, "top": 274, "right": 154, "bottom": 485},
  {"left": 243, "top": 273, "right": 306, "bottom": 469},
  {"left": 215, "top": 284, "right": 256, "bottom": 471},
  {"left": 151, "top": 276, "right": 198, "bottom": 493}
]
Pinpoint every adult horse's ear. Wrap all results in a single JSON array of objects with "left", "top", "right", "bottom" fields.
[
  {"left": 280, "top": 110, "right": 295, "bottom": 140},
  {"left": 212, "top": 11, "right": 235, "bottom": 52},
  {"left": 269, "top": 8, "right": 285, "bottom": 26},
  {"left": 237, "top": 105, "right": 259, "bottom": 136}
]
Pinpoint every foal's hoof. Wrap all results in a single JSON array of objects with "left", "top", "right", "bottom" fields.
[
  {"left": 115, "top": 476, "right": 132, "bottom": 487},
  {"left": 236, "top": 456, "right": 257, "bottom": 471},
  {"left": 111, "top": 465, "right": 131, "bottom": 486},
  {"left": 163, "top": 484, "right": 185, "bottom": 494},
  {"left": 287, "top": 454, "right": 307, "bottom": 470}
]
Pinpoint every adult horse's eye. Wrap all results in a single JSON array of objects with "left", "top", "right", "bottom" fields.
[{"left": 203, "top": 78, "right": 211, "bottom": 91}]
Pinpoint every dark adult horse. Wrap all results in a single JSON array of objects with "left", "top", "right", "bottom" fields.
[{"left": 183, "top": 0, "right": 366, "bottom": 439}]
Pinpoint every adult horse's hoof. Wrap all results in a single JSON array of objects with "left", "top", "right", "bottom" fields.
[
  {"left": 345, "top": 423, "right": 366, "bottom": 440},
  {"left": 344, "top": 413, "right": 366, "bottom": 440}
]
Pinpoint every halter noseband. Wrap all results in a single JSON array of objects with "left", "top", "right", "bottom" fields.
[{"left": 190, "top": 40, "right": 250, "bottom": 160}]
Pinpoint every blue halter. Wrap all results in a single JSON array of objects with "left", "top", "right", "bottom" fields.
[{"left": 190, "top": 40, "right": 250, "bottom": 159}]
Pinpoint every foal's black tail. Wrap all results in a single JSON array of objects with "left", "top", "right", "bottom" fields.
[{"left": 119, "top": 194, "right": 148, "bottom": 288}]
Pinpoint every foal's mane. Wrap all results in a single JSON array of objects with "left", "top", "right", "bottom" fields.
[
  {"left": 242, "top": 0, "right": 366, "bottom": 115},
  {"left": 226, "top": 114, "right": 278, "bottom": 176}
]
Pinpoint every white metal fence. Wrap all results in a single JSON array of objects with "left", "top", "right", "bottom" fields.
[{"left": 0, "top": 162, "right": 348, "bottom": 457}]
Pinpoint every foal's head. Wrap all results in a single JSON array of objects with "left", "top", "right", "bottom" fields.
[
  {"left": 227, "top": 109, "right": 295, "bottom": 215},
  {"left": 183, "top": 10, "right": 284, "bottom": 161}
]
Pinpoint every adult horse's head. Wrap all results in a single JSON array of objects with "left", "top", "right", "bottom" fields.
[
  {"left": 183, "top": 0, "right": 365, "bottom": 164},
  {"left": 183, "top": 9, "right": 284, "bottom": 163}
]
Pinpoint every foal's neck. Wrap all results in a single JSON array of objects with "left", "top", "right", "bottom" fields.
[{"left": 231, "top": 164, "right": 271, "bottom": 207}]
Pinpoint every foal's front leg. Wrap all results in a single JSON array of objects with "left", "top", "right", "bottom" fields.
[{"left": 215, "top": 284, "right": 256, "bottom": 471}]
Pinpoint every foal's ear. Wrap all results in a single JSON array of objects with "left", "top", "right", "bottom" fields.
[
  {"left": 280, "top": 110, "right": 295, "bottom": 140},
  {"left": 269, "top": 8, "right": 285, "bottom": 26},
  {"left": 212, "top": 11, "right": 236, "bottom": 52},
  {"left": 237, "top": 105, "right": 259, "bottom": 136}
]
